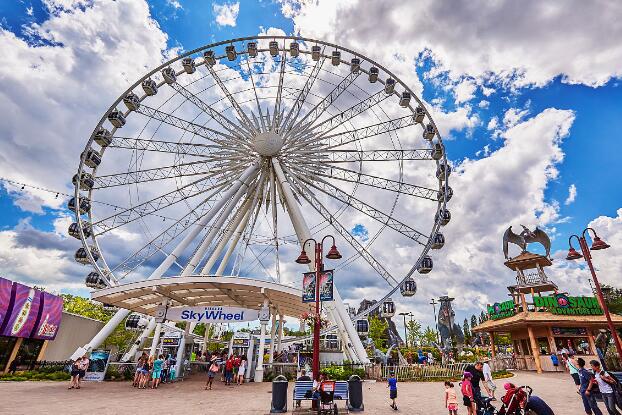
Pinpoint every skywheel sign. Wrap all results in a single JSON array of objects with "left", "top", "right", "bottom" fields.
[{"left": 165, "top": 306, "right": 259, "bottom": 323}]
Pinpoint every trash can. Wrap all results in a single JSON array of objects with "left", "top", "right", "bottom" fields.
[
  {"left": 271, "top": 375, "right": 289, "bottom": 413},
  {"left": 348, "top": 375, "right": 364, "bottom": 411}
]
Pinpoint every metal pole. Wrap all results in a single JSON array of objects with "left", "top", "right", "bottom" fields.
[
  {"left": 313, "top": 241, "right": 322, "bottom": 381},
  {"left": 578, "top": 236, "right": 622, "bottom": 359},
  {"left": 403, "top": 314, "right": 408, "bottom": 348},
  {"left": 430, "top": 299, "right": 440, "bottom": 345}
]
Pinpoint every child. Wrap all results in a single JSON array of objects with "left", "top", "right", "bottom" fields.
[
  {"left": 461, "top": 371, "right": 476, "bottom": 415},
  {"left": 388, "top": 371, "right": 398, "bottom": 410},
  {"left": 445, "top": 381, "right": 458, "bottom": 415}
]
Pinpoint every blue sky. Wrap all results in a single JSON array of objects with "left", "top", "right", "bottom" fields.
[{"left": 0, "top": 0, "right": 621, "bottom": 330}]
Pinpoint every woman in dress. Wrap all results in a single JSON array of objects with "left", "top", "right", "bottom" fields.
[
  {"left": 237, "top": 357, "right": 246, "bottom": 385},
  {"left": 205, "top": 356, "right": 219, "bottom": 390}
]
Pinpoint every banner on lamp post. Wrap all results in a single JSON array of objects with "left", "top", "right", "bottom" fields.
[
  {"left": 302, "top": 272, "right": 316, "bottom": 303},
  {"left": 301, "top": 270, "right": 334, "bottom": 303},
  {"left": 319, "top": 270, "right": 334, "bottom": 302}
]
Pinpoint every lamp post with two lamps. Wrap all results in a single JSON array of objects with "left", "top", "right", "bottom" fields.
[
  {"left": 296, "top": 235, "right": 342, "bottom": 381},
  {"left": 566, "top": 227, "right": 622, "bottom": 359},
  {"left": 398, "top": 312, "right": 413, "bottom": 348}
]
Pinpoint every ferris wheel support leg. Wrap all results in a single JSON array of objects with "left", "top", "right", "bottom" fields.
[
  {"left": 70, "top": 308, "right": 130, "bottom": 361},
  {"left": 272, "top": 159, "right": 369, "bottom": 364},
  {"left": 121, "top": 317, "right": 157, "bottom": 362},
  {"left": 215, "top": 207, "right": 253, "bottom": 275},
  {"left": 150, "top": 322, "right": 163, "bottom": 356}
]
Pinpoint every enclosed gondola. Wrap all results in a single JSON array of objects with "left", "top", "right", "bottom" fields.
[
  {"left": 331, "top": 50, "right": 341, "bottom": 66},
  {"left": 311, "top": 45, "right": 321, "bottom": 61},
  {"left": 68, "top": 196, "right": 91, "bottom": 215},
  {"left": 94, "top": 127, "right": 112, "bottom": 147},
  {"left": 438, "top": 185, "right": 453, "bottom": 202},
  {"left": 225, "top": 45, "right": 237, "bottom": 61},
  {"left": 384, "top": 78, "right": 396, "bottom": 94},
  {"left": 162, "top": 67, "right": 176, "bottom": 84},
  {"left": 368, "top": 67, "right": 379, "bottom": 83},
  {"left": 289, "top": 42, "right": 299, "bottom": 57},
  {"left": 269, "top": 41, "right": 279, "bottom": 57},
  {"left": 400, "top": 277, "right": 417, "bottom": 297},
  {"left": 381, "top": 298, "right": 395, "bottom": 318},
  {"left": 125, "top": 313, "right": 149, "bottom": 330},
  {"left": 435, "top": 208, "right": 451, "bottom": 226},
  {"left": 247, "top": 42, "right": 258, "bottom": 57},
  {"left": 414, "top": 106, "right": 425, "bottom": 123},
  {"left": 436, "top": 162, "right": 451, "bottom": 181},
  {"left": 350, "top": 57, "right": 361, "bottom": 73},
  {"left": 123, "top": 92, "right": 140, "bottom": 111},
  {"left": 399, "top": 91, "right": 411, "bottom": 107},
  {"left": 68, "top": 222, "right": 92, "bottom": 239},
  {"left": 431, "top": 232, "right": 445, "bottom": 249},
  {"left": 418, "top": 256, "right": 433, "bottom": 274},
  {"left": 107, "top": 110, "right": 126, "bottom": 128},
  {"left": 203, "top": 50, "right": 216, "bottom": 66},
  {"left": 85, "top": 272, "right": 107, "bottom": 289},
  {"left": 81, "top": 149, "right": 102, "bottom": 168},
  {"left": 356, "top": 318, "right": 369, "bottom": 336},
  {"left": 182, "top": 57, "right": 196, "bottom": 74},
  {"left": 141, "top": 78, "right": 158, "bottom": 96},
  {"left": 72, "top": 172, "right": 94, "bottom": 191},
  {"left": 423, "top": 123, "right": 436, "bottom": 140},
  {"left": 75, "top": 245, "right": 99, "bottom": 265}
]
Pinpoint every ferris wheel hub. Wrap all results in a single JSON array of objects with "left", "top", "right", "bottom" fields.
[{"left": 252, "top": 130, "right": 284, "bottom": 156}]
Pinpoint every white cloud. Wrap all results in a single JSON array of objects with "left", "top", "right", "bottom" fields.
[
  {"left": 213, "top": 2, "right": 240, "bottom": 27},
  {"left": 282, "top": 0, "right": 622, "bottom": 88},
  {"left": 478, "top": 100, "right": 489, "bottom": 109},
  {"left": 503, "top": 107, "right": 530, "bottom": 128},
  {"left": 26, "top": 6, "right": 34, "bottom": 16},
  {"left": 487, "top": 116, "right": 498, "bottom": 131},
  {"left": 453, "top": 79, "right": 476, "bottom": 104},
  {"left": 166, "top": 0, "right": 183, "bottom": 9},
  {"left": 565, "top": 184, "right": 577, "bottom": 205}
]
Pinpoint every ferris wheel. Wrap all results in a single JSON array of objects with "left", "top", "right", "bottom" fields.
[{"left": 70, "top": 36, "right": 451, "bottom": 360}]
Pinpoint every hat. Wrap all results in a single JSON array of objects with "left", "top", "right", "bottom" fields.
[
  {"left": 463, "top": 371, "right": 472, "bottom": 378},
  {"left": 504, "top": 382, "right": 515, "bottom": 390}
]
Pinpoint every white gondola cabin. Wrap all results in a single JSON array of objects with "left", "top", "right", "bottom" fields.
[
  {"left": 225, "top": 45, "right": 237, "bottom": 61},
  {"left": 75, "top": 246, "right": 99, "bottom": 265},
  {"left": 438, "top": 185, "right": 453, "bottom": 202},
  {"left": 350, "top": 58, "right": 361, "bottom": 74},
  {"left": 356, "top": 319, "right": 369, "bottom": 336},
  {"left": 203, "top": 50, "right": 216, "bottom": 66},
  {"left": 381, "top": 298, "right": 396, "bottom": 318},
  {"left": 435, "top": 208, "right": 451, "bottom": 226},
  {"left": 431, "top": 233, "right": 445, "bottom": 249},
  {"left": 423, "top": 123, "right": 436, "bottom": 140},
  {"left": 85, "top": 272, "right": 106, "bottom": 289},
  {"left": 311, "top": 45, "right": 321, "bottom": 61},
  {"left": 430, "top": 143, "right": 444, "bottom": 160},
  {"left": 331, "top": 50, "right": 341, "bottom": 66},
  {"left": 72, "top": 172, "right": 94, "bottom": 191},
  {"left": 142, "top": 78, "right": 158, "bottom": 96},
  {"left": 107, "top": 110, "right": 126, "bottom": 128},
  {"left": 400, "top": 277, "right": 417, "bottom": 297},
  {"left": 369, "top": 67, "right": 379, "bottom": 83},
  {"left": 269, "top": 41, "right": 279, "bottom": 57},
  {"left": 94, "top": 127, "right": 112, "bottom": 147},
  {"left": 125, "top": 313, "right": 149, "bottom": 330},
  {"left": 384, "top": 78, "right": 396, "bottom": 94},
  {"left": 68, "top": 197, "right": 91, "bottom": 215},
  {"left": 123, "top": 92, "right": 140, "bottom": 111},
  {"left": 289, "top": 42, "right": 299, "bottom": 57},
  {"left": 436, "top": 162, "right": 451, "bottom": 181},
  {"left": 399, "top": 91, "right": 411, "bottom": 107},
  {"left": 414, "top": 106, "right": 425, "bottom": 123},
  {"left": 81, "top": 149, "right": 101, "bottom": 168},
  {"left": 162, "top": 67, "right": 176, "bottom": 84},
  {"left": 418, "top": 256, "right": 433, "bottom": 274},
  {"left": 182, "top": 57, "right": 196, "bottom": 74}
]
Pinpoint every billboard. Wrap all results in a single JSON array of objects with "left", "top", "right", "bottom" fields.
[
  {"left": 1, "top": 283, "right": 41, "bottom": 338},
  {"left": 0, "top": 277, "right": 12, "bottom": 329},
  {"left": 84, "top": 350, "right": 111, "bottom": 382},
  {"left": 32, "top": 292, "right": 63, "bottom": 340}
]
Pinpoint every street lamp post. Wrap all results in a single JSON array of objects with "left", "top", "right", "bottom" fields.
[
  {"left": 430, "top": 299, "right": 440, "bottom": 344},
  {"left": 566, "top": 227, "right": 622, "bottom": 360},
  {"left": 398, "top": 312, "right": 411, "bottom": 348},
  {"left": 296, "top": 235, "right": 341, "bottom": 381}
]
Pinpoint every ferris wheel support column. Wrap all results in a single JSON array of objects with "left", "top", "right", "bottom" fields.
[
  {"left": 272, "top": 159, "right": 369, "bottom": 364},
  {"left": 215, "top": 206, "right": 253, "bottom": 275},
  {"left": 183, "top": 163, "right": 260, "bottom": 275}
]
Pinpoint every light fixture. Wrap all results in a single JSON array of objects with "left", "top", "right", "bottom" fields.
[
  {"left": 325, "top": 245, "right": 342, "bottom": 260},
  {"left": 295, "top": 250, "right": 311, "bottom": 264}
]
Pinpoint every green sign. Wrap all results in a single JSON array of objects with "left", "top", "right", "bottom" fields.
[
  {"left": 487, "top": 300, "right": 516, "bottom": 320},
  {"left": 533, "top": 294, "right": 603, "bottom": 315}
]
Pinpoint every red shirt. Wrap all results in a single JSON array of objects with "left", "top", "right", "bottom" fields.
[
  {"left": 461, "top": 379, "right": 474, "bottom": 398},
  {"left": 225, "top": 358, "right": 234, "bottom": 370}
]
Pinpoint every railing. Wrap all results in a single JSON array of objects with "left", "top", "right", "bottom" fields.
[
  {"left": 491, "top": 356, "right": 517, "bottom": 371},
  {"left": 381, "top": 362, "right": 470, "bottom": 381}
]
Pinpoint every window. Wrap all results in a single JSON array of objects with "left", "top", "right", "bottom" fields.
[{"left": 537, "top": 337, "right": 550, "bottom": 355}]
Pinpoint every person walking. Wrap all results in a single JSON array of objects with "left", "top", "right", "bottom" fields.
[
  {"left": 444, "top": 381, "right": 458, "bottom": 415},
  {"left": 589, "top": 360, "right": 621, "bottom": 415},
  {"left": 482, "top": 359, "right": 497, "bottom": 399},
  {"left": 133, "top": 353, "right": 147, "bottom": 387},
  {"left": 465, "top": 361, "right": 484, "bottom": 407},
  {"left": 461, "top": 371, "right": 476, "bottom": 415},
  {"left": 565, "top": 353, "right": 581, "bottom": 392},
  {"left": 151, "top": 354, "right": 164, "bottom": 389},
  {"left": 205, "top": 356, "right": 219, "bottom": 390},
  {"left": 578, "top": 357, "right": 604, "bottom": 415},
  {"left": 160, "top": 355, "right": 169, "bottom": 385},
  {"left": 388, "top": 371, "right": 398, "bottom": 411},
  {"left": 224, "top": 355, "right": 234, "bottom": 386},
  {"left": 237, "top": 357, "right": 246, "bottom": 385},
  {"left": 76, "top": 354, "right": 89, "bottom": 389},
  {"left": 69, "top": 357, "right": 82, "bottom": 389}
]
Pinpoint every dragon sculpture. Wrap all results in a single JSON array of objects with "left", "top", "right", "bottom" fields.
[
  {"left": 503, "top": 225, "right": 551, "bottom": 260},
  {"left": 437, "top": 296, "right": 464, "bottom": 352}
]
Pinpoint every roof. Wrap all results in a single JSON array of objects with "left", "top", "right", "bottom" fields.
[
  {"left": 472, "top": 311, "right": 622, "bottom": 332},
  {"left": 90, "top": 275, "right": 312, "bottom": 319},
  {"left": 504, "top": 252, "right": 552, "bottom": 270}
]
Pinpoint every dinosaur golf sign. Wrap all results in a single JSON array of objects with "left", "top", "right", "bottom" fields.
[
  {"left": 534, "top": 294, "right": 603, "bottom": 316},
  {"left": 487, "top": 300, "right": 516, "bottom": 320}
]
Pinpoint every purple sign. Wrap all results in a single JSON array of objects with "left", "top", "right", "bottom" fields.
[
  {"left": 32, "top": 292, "right": 63, "bottom": 340},
  {"left": 1, "top": 282, "right": 41, "bottom": 338},
  {"left": 0, "top": 277, "right": 12, "bottom": 328}
]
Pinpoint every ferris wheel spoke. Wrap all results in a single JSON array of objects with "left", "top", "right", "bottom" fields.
[
  {"left": 326, "top": 148, "right": 433, "bottom": 162},
  {"left": 92, "top": 175, "right": 232, "bottom": 235},
  {"left": 134, "top": 104, "right": 242, "bottom": 148},
  {"left": 315, "top": 164, "right": 438, "bottom": 201},
  {"left": 285, "top": 70, "right": 360, "bottom": 140},
  {"left": 270, "top": 166, "right": 281, "bottom": 282},
  {"left": 170, "top": 81, "right": 249, "bottom": 139},
  {"left": 292, "top": 172, "right": 428, "bottom": 245},
  {"left": 286, "top": 90, "right": 389, "bottom": 148},
  {"left": 110, "top": 188, "right": 227, "bottom": 279},
  {"left": 283, "top": 167, "right": 399, "bottom": 287},
  {"left": 206, "top": 64, "right": 258, "bottom": 135},
  {"left": 272, "top": 45, "right": 288, "bottom": 131},
  {"left": 244, "top": 58, "right": 265, "bottom": 132},
  {"left": 92, "top": 159, "right": 245, "bottom": 189},
  {"left": 107, "top": 137, "right": 221, "bottom": 157},
  {"left": 280, "top": 53, "right": 326, "bottom": 134},
  {"left": 323, "top": 114, "right": 420, "bottom": 149}
]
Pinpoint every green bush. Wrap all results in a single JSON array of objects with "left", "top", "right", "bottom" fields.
[
  {"left": 0, "top": 370, "right": 70, "bottom": 382},
  {"left": 321, "top": 365, "right": 365, "bottom": 381}
]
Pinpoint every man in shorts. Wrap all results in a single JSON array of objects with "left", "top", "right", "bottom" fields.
[{"left": 482, "top": 359, "right": 497, "bottom": 400}]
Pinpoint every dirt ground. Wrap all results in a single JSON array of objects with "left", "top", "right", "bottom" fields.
[{"left": 0, "top": 371, "right": 586, "bottom": 414}]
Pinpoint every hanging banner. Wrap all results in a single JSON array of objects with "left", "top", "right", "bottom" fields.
[
  {"left": 319, "top": 270, "right": 334, "bottom": 302},
  {"left": 302, "top": 272, "right": 316, "bottom": 303},
  {"left": 165, "top": 306, "right": 259, "bottom": 323},
  {"left": 1, "top": 283, "right": 41, "bottom": 338},
  {"left": 32, "top": 292, "right": 64, "bottom": 340},
  {"left": 0, "top": 277, "right": 12, "bottom": 329},
  {"left": 84, "top": 350, "right": 111, "bottom": 382}
]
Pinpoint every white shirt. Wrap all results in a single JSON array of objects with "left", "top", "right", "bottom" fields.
[
  {"left": 595, "top": 371, "right": 614, "bottom": 394},
  {"left": 482, "top": 362, "right": 493, "bottom": 381}
]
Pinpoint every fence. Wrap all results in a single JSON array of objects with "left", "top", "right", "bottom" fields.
[{"left": 381, "top": 362, "right": 470, "bottom": 381}]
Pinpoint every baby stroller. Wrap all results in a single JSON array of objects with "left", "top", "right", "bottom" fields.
[
  {"left": 497, "top": 385, "right": 529, "bottom": 414},
  {"left": 316, "top": 380, "right": 338, "bottom": 415}
]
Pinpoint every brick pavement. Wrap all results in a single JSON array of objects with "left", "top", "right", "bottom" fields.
[{"left": 0, "top": 371, "right": 585, "bottom": 414}]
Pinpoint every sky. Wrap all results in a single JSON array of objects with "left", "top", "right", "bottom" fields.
[{"left": 0, "top": 0, "right": 621, "bottom": 336}]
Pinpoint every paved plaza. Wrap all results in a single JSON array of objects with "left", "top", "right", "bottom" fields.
[{"left": 1, "top": 371, "right": 583, "bottom": 414}]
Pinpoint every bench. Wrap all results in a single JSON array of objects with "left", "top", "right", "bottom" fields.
[{"left": 293, "top": 380, "right": 349, "bottom": 410}]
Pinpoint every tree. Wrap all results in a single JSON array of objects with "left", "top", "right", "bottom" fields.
[
  {"left": 406, "top": 319, "right": 422, "bottom": 347},
  {"left": 422, "top": 326, "right": 438, "bottom": 346},
  {"left": 471, "top": 314, "right": 478, "bottom": 330},
  {"left": 463, "top": 318, "right": 471, "bottom": 341},
  {"left": 602, "top": 284, "right": 622, "bottom": 315},
  {"left": 368, "top": 316, "right": 389, "bottom": 349}
]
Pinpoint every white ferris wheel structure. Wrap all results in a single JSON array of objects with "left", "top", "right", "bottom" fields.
[{"left": 69, "top": 36, "right": 452, "bottom": 364}]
